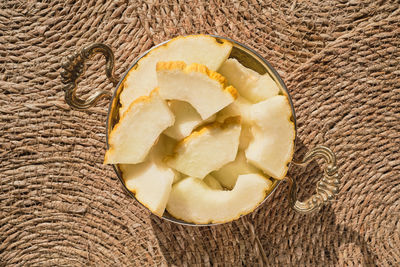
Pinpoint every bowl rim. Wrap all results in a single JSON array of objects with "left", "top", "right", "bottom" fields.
[{"left": 106, "top": 34, "right": 297, "bottom": 226}]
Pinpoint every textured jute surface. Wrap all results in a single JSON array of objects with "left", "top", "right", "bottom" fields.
[{"left": 1, "top": 1, "right": 399, "bottom": 266}]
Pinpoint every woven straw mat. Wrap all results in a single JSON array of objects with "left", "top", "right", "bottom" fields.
[{"left": 1, "top": 1, "right": 399, "bottom": 266}]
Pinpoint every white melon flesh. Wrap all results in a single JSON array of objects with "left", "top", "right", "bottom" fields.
[
  {"left": 216, "top": 97, "right": 253, "bottom": 150},
  {"left": 157, "top": 61, "right": 237, "bottom": 119},
  {"left": 217, "top": 96, "right": 252, "bottom": 124},
  {"left": 245, "top": 95, "right": 295, "bottom": 179},
  {"left": 151, "top": 134, "right": 178, "bottom": 158},
  {"left": 212, "top": 151, "right": 261, "bottom": 189},
  {"left": 166, "top": 117, "right": 241, "bottom": 178},
  {"left": 218, "top": 58, "right": 279, "bottom": 103},
  {"left": 120, "top": 161, "right": 176, "bottom": 216},
  {"left": 203, "top": 175, "right": 224, "bottom": 190},
  {"left": 239, "top": 124, "right": 253, "bottom": 150},
  {"left": 166, "top": 174, "right": 272, "bottom": 224},
  {"left": 119, "top": 35, "right": 232, "bottom": 116},
  {"left": 104, "top": 89, "right": 174, "bottom": 164},
  {"left": 150, "top": 135, "right": 181, "bottom": 184},
  {"left": 252, "top": 74, "right": 280, "bottom": 102},
  {"left": 164, "top": 100, "right": 216, "bottom": 140}
]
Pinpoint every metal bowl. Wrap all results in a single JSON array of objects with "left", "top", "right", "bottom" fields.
[{"left": 61, "top": 35, "right": 341, "bottom": 226}]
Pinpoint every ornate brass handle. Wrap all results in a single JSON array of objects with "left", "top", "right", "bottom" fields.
[
  {"left": 60, "top": 43, "right": 118, "bottom": 110},
  {"left": 287, "top": 146, "right": 341, "bottom": 213}
]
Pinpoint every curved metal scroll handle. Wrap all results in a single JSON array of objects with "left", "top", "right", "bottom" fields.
[
  {"left": 60, "top": 43, "right": 118, "bottom": 110},
  {"left": 287, "top": 146, "right": 341, "bottom": 213}
]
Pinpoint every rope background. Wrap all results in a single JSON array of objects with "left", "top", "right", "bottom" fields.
[{"left": 1, "top": 1, "right": 399, "bottom": 266}]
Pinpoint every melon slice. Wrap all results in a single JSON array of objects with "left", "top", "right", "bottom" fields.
[
  {"left": 217, "top": 96, "right": 252, "bottom": 124},
  {"left": 245, "top": 95, "right": 295, "bottom": 179},
  {"left": 119, "top": 161, "right": 176, "bottom": 216},
  {"left": 218, "top": 58, "right": 279, "bottom": 103},
  {"left": 212, "top": 151, "right": 262, "bottom": 189},
  {"left": 216, "top": 97, "right": 253, "bottom": 150},
  {"left": 119, "top": 135, "right": 180, "bottom": 215},
  {"left": 119, "top": 35, "right": 232, "bottom": 116},
  {"left": 152, "top": 134, "right": 178, "bottom": 158},
  {"left": 238, "top": 124, "right": 253, "bottom": 150},
  {"left": 166, "top": 117, "right": 241, "bottom": 178},
  {"left": 157, "top": 61, "right": 237, "bottom": 119},
  {"left": 164, "top": 100, "right": 216, "bottom": 140},
  {"left": 150, "top": 135, "right": 181, "bottom": 184},
  {"left": 104, "top": 89, "right": 174, "bottom": 164},
  {"left": 166, "top": 174, "right": 272, "bottom": 224},
  {"left": 203, "top": 175, "right": 224, "bottom": 190}
]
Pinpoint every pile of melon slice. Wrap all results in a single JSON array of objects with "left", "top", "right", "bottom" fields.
[{"left": 105, "top": 35, "right": 295, "bottom": 224}]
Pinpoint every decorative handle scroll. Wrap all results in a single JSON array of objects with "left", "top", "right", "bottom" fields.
[
  {"left": 60, "top": 43, "right": 118, "bottom": 110},
  {"left": 287, "top": 146, "right": 341, "bottom": 213}
]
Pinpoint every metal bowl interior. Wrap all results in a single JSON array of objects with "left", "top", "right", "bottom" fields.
[{"left": 106, "top": 35, "right": 297, "bottom": 226}]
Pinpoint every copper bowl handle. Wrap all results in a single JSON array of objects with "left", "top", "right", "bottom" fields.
[
  {"left": 287, "top": 145, "right": 341, "bottom": 213},
  {"left": 60, "top": 43, "right": 118, "bottom": 110}
]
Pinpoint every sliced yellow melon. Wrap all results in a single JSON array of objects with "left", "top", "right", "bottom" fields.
[
  {"left": 218, "top": 58, "right": 279, "bottom": 103},
  {"left": 238, "top": 124, "right": 253, "bottom": 150},
  {"left": 164, "top": 100, "right": 216, "bottom": 140},
  {"left": 166, "top": 174, "right": 272, "bottom": 224},
  {"left": 152, "top": 134, "right": 178, "bottom": 158},
  {"left": 217, "top": 96, "right": 252, "bottom": 123},
  {"left": 166, "top": 117, "right": 241, "bottom": 178},
  {"left": 119, "top": 161, "right": 177, "bottom": 217},
  {"left": 119, "top": 136, "right": 180, "bottom": 215},
  {"left": 211, "top": 151, "right": 262, "bottom": 189},
  {"left": 119, "top": 35, "right": 232, "bottom": 116},
  {"left": 150, "top": 135, "right": 181, "bottom": 184},
  {"left": 216, "top": 97, "right": 253, "bottom": 150},
  {"left": 203, "top": 175, "right": 224, "bottom": 190},
  {"left": 157, "top": 61, "right": 237, "bottom": 119},
  {"left": 105, "top": 89, "right": 174, "bottom": 164},
  {"left": 245, "top": 95, "right": 295, "bottom": 179}
]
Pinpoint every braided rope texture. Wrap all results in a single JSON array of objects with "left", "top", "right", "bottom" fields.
[{"left": 1, "top": 1, "right": 399, "bottom": 266}]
